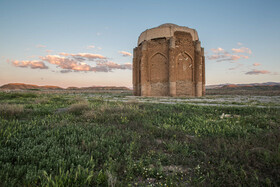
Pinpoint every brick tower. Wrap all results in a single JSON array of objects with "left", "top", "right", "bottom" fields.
[{"left": 133, "top": 23, "right": 205, "bottom": 97}]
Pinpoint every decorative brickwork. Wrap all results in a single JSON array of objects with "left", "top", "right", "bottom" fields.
[{"left": 133, "top": 24, "right": 205, "bottom": 97}]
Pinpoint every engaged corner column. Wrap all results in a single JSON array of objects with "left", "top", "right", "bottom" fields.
[
  {"left": 194, "top": 40, "right": 203, "bottom": 97},
  {"left": 169, "top": 37, "right": 176, "bottom": 97},
  {"left": 201, "top": 48, "right": 206, "bottom": 96}
]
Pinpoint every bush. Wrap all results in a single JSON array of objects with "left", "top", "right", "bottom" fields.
[
  {"left": 68, "top": 102, "right": 90, "bottom": 115},
  {"left": 0, "top": 103, "right": 24, "bottom": 117},
  {"left": 83, "top": 110, "right": 97, "bottom": 119},
  {"left": 0, "top": 92, "right": 37, "bottom": 100},
  {"left": 34, "top": 97, "right": 49, "bottom": 104}
]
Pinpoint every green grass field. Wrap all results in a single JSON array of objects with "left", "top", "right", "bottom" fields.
[{"left": 0, "top": 91, "right": 279, "bottom": 186}]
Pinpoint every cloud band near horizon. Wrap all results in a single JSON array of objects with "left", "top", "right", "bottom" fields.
[
  {"left": 207, "top": 46, "right": 250, "bottom": 62},
  {"left": 119, "top": 51, "right": 132, "bottom": 57},
  {"left": 10, "top": 60, "right": 48, "bottom": 69},
  {"left": 9, "top": 52, "right": 132, "bottom": 73}
]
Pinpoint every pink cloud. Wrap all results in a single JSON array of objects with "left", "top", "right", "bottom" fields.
[
  {"left": 41, "top": 55, "right": 90, "bottom": 70},
  {"left": 253, "top": 63, "right": 261, "bottom": 66},
  {"left": 245, "top": 70, "right": 270, "bottom": 75},
  {"left": 76, "top": 53, "right": 107, "bottom": 59},
  {"left": 232, "top": 47, "right": 252, "bottom": 54},
  {"left": 207, "top": 53, "right": 248, "bottom": 62},
  {"left": 97, "top": 61, "right": 132, "bottom": 70},
  {"left": 208, "top": 45, "right": 251, "bottom": 62},
  {"left": 239, "top": 55, "right": 249, "bottom": 59},
  {"left": 87, "top": 45, "right": 95, "bottom": 49},
  {"left": 40, "top": 54, "right": 131, "bottom": 72},
  {"left": 207, "top": 54, "right": 220, "bottom": 60},
  {"left": 11, "top": 60, "right": 48, "bottom": 69},
  {"left": 211, "top": 47, "right": 225, "bottom": 53},
  {"left": 11, "top": 51, "right": 132, "bottom": 73},
  {"left": 119, "top": 51, "right": 132, "bottom": 57},
  {"left": 230, "top": 55, "right": 241, "bottom": 61},
  {"left": 71, "top": 63, "right": 92, "bottom": 71},
  {"left": 36, "top": 44, "right": 46, "bottom": 48},
  {"left": 45, "top": 50, "right": 53, "bottom": 54},
  {"left": 59, "top": 52, "right": 107, "bottom": 61}
]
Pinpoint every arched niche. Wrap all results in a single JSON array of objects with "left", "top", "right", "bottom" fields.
[
  {"left": 150, "top": 52, "right": 168, "bottom": 83},
  {"left": 176, "top": 51, "right": 193, "bottom": 81}
]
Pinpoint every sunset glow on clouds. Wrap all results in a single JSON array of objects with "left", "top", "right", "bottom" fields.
[
  {"left": 45, "top": 50, "right": 53, "bottom": 54},
  {"left": 253, "top": 63, "right": 261, "bottom": 66},
  {"left": 207, "top": 45, "right": 278, "bottom": 76},
  {"left": 86, "top": 45, "right": 103, "bottom": 50},
  {"left": 207, "top": 49, "right": 249, "bottom": 62},
  {"left": 11, "top": 60, "right": 48, "bottom": 69},
  {"left": 119, "top": 51, "right": 132, "bottom": 57},
  {"left": 245, "top": 68, "right": 278, "bottom": 75},
  {"left": 245, "top": 70, "right": 271, "bottom": 75},
  {"left": 207, "top": 45, "right": 251, "bottom": 62},
  {"left": 9, "top": 52, "right": 132, "bottom": 73},
  {"left": 36, "top": 44, "right": 46, "bottom": 48},
  {"left": 207, "top": 43, "right": 252, "bottom": 63},
  {"left": 232, "top": 47, "right": 252, "bottom": 54},
  {"left": 211, "top": 47, "right": 225, "bottom": 53},
  {"left": 59, "top": 53, "right": 107, "bottom": 60}
]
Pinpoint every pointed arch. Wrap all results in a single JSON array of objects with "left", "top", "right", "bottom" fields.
[
  {"left": 150, "top": 52, "right": 167, "bottom": 60},
  {"left": 176, "top": 51, "right": 194, "bottom": 81},
  {"left": 149, "top": 52, "right": 168, "bottom": 83}
]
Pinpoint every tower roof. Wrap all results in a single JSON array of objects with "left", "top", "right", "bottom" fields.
[
  {"left": 158, "top": 23, "right": 179, "bottom": 27},
  {"left": 138, "top": 23, "right": 199, "bottom": 45}
]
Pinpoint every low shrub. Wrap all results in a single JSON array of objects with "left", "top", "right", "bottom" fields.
[
  {"left": 68, "top": 101, "right": 90, "bottom": 115},
  {"left": 0, "top": 92, "right": 37, "bottom": 100},
  {"left": 34, "top": 97, "right": 49, "bottom": 104},
  {"left": 0, "top": 103, "right": 24, "bottom": 117}
]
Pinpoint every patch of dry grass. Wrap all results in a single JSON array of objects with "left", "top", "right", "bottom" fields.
[
  {"left": 72, "top": 96, "right": 87, "bottom": 103},
  {"left": 0, "top": 103, "right": 24, "bottom": 117},
  {"left": 99, "top": 103, "right": 139, "bottom": 113},
  {"left": 82, "top": 102, "right": 141, "bottom": 123},
  {"left": 83, "top": 109, "right": 97, "bottom": 119},
  {"left": 68, "top": 101, "right": 90, "bottom": 114},
  {"left": 34, "top": 97, "right": 49, "bottom": 104}
]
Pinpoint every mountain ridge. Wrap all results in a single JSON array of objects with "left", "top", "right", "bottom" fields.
[
  {"left": 0, "top": 83, "right": 131, "bottom": 90},
  {"left": 206, "top": 82, "right": 280, "bottom": 89}
]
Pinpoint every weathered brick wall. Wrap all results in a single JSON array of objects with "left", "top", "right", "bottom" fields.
[
  {"left": 173, "top": 32, "right": 195, "bottom": 96},
  {"left": 146, "top": 38, "right": 169, "bottom": 96},
  {"left": 133, "top": 24, "right": 205, "bottom": 97}
]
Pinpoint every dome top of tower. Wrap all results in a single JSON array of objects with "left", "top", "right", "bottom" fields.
[
  {"left": 158, "top": 23, "right": 179, "bottom": 27},
  {"left": 137, "top": 23, "right": 199, "bottom": 46}
]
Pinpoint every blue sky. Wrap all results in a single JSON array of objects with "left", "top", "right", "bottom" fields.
[{"left": 0, "top": 0, "right": 279, "bottom": 87}]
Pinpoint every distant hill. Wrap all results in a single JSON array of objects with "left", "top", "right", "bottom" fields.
[
  {"left": 66, "top": 86, "right": 130, "bottom": 90},
  {"left": 0, "top": 83, "right": 131, "bottom": 91},
  {"left": 206, "top": 82, "right": 280, "bottom": 89},
  {"left": 206, "top": 82, "right": 280, "bottom": 96},
  {"left": 0, "top": 83, "right": 63, "bottom": 90}
]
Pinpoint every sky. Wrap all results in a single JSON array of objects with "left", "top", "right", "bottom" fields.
[{"left": 0, "top": 0, "right": 280, "bottom": 87}]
